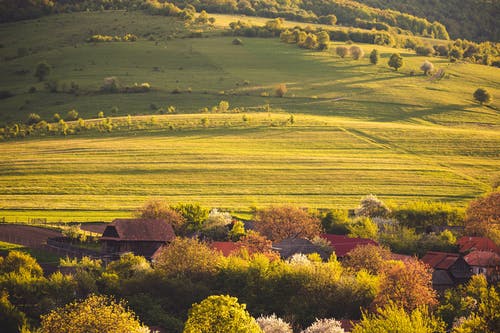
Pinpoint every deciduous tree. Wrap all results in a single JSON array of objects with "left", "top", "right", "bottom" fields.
[
  {"left": 137, "top": 199, "right": 186, "bottom": 234},
  {"left": 464, "top": 192, "right": 500, "bottom": 244},
  {"left": 473, "top": 88, "right": 492, "bottom": 105},
  {"left": 336, "top": 46, "right": 349, "bottom": 58},
  {"left": 183, "top": 295, "right": 262, "bottom": 333},
  {"left": 369, "top": 49, "right": 379, "bottom": 64},
  {"left": 388, "top": 53, "right": 403, "bottom": 71},
  {"left": 254, "top": 206, "right": 322, "bottom": 242}
]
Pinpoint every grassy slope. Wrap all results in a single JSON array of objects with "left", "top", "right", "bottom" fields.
[{"left": 0, "top": 11, "right": 498, "bottom": 221}]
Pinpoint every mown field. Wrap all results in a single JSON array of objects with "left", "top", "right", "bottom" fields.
[{"left": 0, "top": 11, "right": 498, "bottom": 222}]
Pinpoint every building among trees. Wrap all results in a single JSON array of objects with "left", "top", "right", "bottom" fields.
[{"left": 100, "top": 218, "right": 175, "bottom": 260}]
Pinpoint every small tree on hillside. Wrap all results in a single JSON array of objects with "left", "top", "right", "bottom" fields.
[
  {"left": 303, "top": 318, "right": 346, "bottom": 333},
  {"left": 336, "top": 46, "right": 349, "bottom": 58},
  {"left": 256, "top": 314, "right": 292, "bottom": 333},
  {"left": 136, "top": 199, "right": 186, "bottom": 234},
  {"left": 184, "top": 295, "right": 262, "bottom": 333},
  {"left": 473, "top": 88, "right": 492, "bottom": 105},
  {"left": 420, "top": 60, "right": 434, "bottom": 75},
  {"left": 317, "top": 31, "right": 330, "bottom": 50},
  {"left": 388, "top": 53, "right": 403, "bottom": 71},
  {"left": 464, "top": 192, "right": 500, "bottom": 243},
  {"left": 369, "top": 49, "right": 379, "bottom": 64},
  {"left": 65, "top": 109, "right": 79, "bottom": 121},
  {"left": 34, "top": 61, "right": 51, "bottom": 81},
  {"left": 275, "top": 83, "right": 287, "bottom": 98},
  {"left": 350, "top": 45, "right": 364, "bottom": 60},
  {"left": 356, "top": 194, "right": 390, "bottom": 218}
]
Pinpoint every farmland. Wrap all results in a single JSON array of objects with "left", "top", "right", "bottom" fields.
[{"left": 0, "top": 11, "right": 498, "bottom": 222}]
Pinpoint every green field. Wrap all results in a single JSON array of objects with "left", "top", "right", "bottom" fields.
[{"left": 0, "top": 11, "right": 498, "bottom": 222}]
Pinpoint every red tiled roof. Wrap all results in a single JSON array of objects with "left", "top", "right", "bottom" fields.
[
  {"left": 211, "top": 241, "right": 240, "bottom": 256},
  {"left": 457, "top": 237, "right": 500, "bottom": 254},
  {"left": 320, "top": 234, "right": 378, "bottom": 257},
  {"left": 100, "top": 218, "right": 175, "bottom": 242},
  {"left": 464, "top": 251, "right": 500, "bottom": 267},
  {"left": 421, "top": 251, "right": 460, "bottom": 269},
  {"left": 390, "top": 253, "right": 413, "bottom": 262}
]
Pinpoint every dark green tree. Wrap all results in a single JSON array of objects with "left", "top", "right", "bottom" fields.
[
  {"left": 473, "top": 88, "right": 492, "bottom": 105},
  {"left": 388, "top": 53, "right": 403, "bottom": 71},
  {"left": 34, "top": 61, "right": 51, "bottom": 81},
  {"left": 369, "top": 49, "right": 379, "bottom": 64}
]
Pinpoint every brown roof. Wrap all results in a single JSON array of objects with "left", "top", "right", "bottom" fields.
[
  {"left": 320, "top": 234, "right": 378, "bottom": 257},
  {"left": 421, "top": 251, "right": 460, "bottom": 269},
  {"left": 464, "top": 251, "right": 500, "bottom": 267},
  {"left": 457, "top": 237, "right": 500, "bottom": 254},
  {"left": 100, "top": 218, "right": 175, "bottom": 242},
  {"left": 211, "top": 242, "right": 240, "bottom": 256}
]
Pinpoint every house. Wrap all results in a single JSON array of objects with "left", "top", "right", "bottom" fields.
[
  {"left": 320, "top": 234, "right": 378, "bottom": 258},
  {"left": 464, "top": 250, "right": 500, "bottom": 283},
  {"left": 421, "top": 251, "right": 471, "bottom": 291},
  {"left": 273, "top": 238, "right": 331, "bottom": 260},
  {"left": 457, "top": 236, "right": 500, "bottom": 254},
  {"left": 100, "top": 218, "right": 175, "bottom": 259},
  {"left": 211, "top": 241, "right": 240, "bottom": 257}
]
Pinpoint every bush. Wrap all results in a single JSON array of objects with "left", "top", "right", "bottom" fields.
[
  {"left": 336, "top": 46, "right": 349, "bottom": 58},
  {"left": 27, "top": 113, "right": 41, "bottom": 125},
  {"left": 349, "top": 45, "right": 364, "bottom": 60},
  {"left": 369, "top": 49, "right": 379, "bottom": 64},
  {"left": 275, "top": 83, "right": 287, "bottom": 97},
  {"left": 0, "top": 90, "right": 13, "bottom": 99},
  {"left": 232, "top": 38, "right": 243, "bottom": 45},
  {"left": 302, "top": 318, "right": 345, "bottom": 333},
  {"left": 420, "top": 60, "right": 434, "bottom": 75},
  {"left": 34, "top": 61, "right": 50, "bottom": 81},
  {"left": 388, "top": 53, "right": 403, "bottom": 71},
  {"left": 415, "top": 45, "right": 434, "bottom": 56},
  {"left": 65, "top": 109, "right": 79, "bottom": 121},
  {"left": 257, "top": 314, "right": 292, "bottom": 333},
  {"left": 101, "top": 77, "right": 120, "bottom": 93}
]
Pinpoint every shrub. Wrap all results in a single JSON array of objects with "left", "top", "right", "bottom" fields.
[
  {"left": 34, "top": 61, "right": 50, "bottom": 81},
  {"left": 369, "top": 49, "right": 379, "bottom": 64},
  {"left": 336, "top": 46, "right": 349, "bottom": 58},
  {"left": 302, "top": 318, "right": 345, "bottom": 333},
  {"left": 65, "top": 109, "right": 79, "bottom": 121},
  {"left": 357, "top": 194, "right": 390, "bottom": 218},
  {"left": 415, "top": 45, "right": 434, "bottom": 56},
  {"left": 53, "top": 113, "right": 61, "bottom": 122},
  {"left": 275, "top": 83, "right": 287, "bottom": 98},
  {"left": 420, "top": 60, "right": 434, "bottom": 75},
  {"left": 101, "top": 77, "right": 120, "bottom": 93},
  {"left": 184, "top": 295, "right": 262, "bottom": 333},
  {"left": 27, "top": 113, "right": 41, "bottom": 125},
  {"left": 0, "top": 90, "right": 13, "bottom": 99},
  {"left": 232, "top": 38, "right": 243, "bottom": 45},
  {"left": 388, "top": 53, "right": 403, "bottom": 71},
  {"left": 350, "top": 45, "right": 364, "bottom": 60},
  {"left": 257, "top": 314, "right": 292, "bottom": 333},
  {"left": 97, "top": 111, "right": 104, "bottom": 118}
]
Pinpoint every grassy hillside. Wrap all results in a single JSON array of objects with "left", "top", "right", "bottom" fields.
[{"left": 0, "top": 11, "right": 498, "bottom": 222}]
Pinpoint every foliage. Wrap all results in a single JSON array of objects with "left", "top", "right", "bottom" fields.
[
  {"left": 106, "top": 253, "right": 151, "bottom": 279},
  {"left": 438, "top": 275, "right": 500, "bottom": 333},
  {"left": 201, "top": 209, "right": 233, "bottom": 240},
  {"left": 321, "top": 209, "right": 350, "bottom": 235},
  {"left": 388, "top": 53, "right": 403, "bottom": 71},
  {"left": 39, "top": 294, "right": 149, "bottom": 333},
  {"left": 34, "top": 61, "right": 50, "bottom": 81},
  {"left": 254, "top": 206, "right": 322, "bottom": 242},
  {"left": 347, "top": 217, "right": 378, "bottom": 240},
  {"left": 390, "top": 201, "right": 464, "bottom": 231},
  {"left": 349, "top": 46, "right": 365, "bottom": 60},
  {"left": 0, "top": 251, "right": 43, "bottom": 277},
  {"left": 27, "top": 113, "right": 41, "bottom": 125},
  {"left": 335, "top": 46, "right": 349, "bottom": 58},
  {"left": 352, "top": 304, "right": 445, "bottom": 333},
  {"left": 64, "top": 110, "right": 79, "bottom": 121},
  {"left": 356, "top": 194, "right": 390, "bottom": 218},
  {"left": 256, "top": 314, "right": 293, "bottom": 333},
  {"left": 171, "top": 203, "right": 210, "bottom": 232},
  {"left": 420, "top": 60, "right": 434, "bottom": 75},
  {"left": 369, "top": 49, "right": 379, "bottom": 64},
  {"left": 183, "top": 295, "right": 262, "bottom": 333},
  {"left": 302, "top": 318, "right": 345, "bottom": 333},
  {"left": 464, "top": 192, "right": 500, "bottom": 244},
  {"left": 473, "top": 88, "right": 492, "bottom": 105},
  {"left": 373, "top": 258, "right": 437, "bottom": 312},
  {"left": 137, "top": 199, "right": 186, "bottom": 234},
  {"left": 229, "top": 220, "right": 246, "bottom": 241},
  {"left": 0, "top": 290, "right": 27, "bottom": 333},
  {"left": 343, "top": 244, "right": 391, "bottom": 274},
  {"left": 153, "top": 237, "right": 221, "bottom": 279},
  {"left": 275, "top": 84, "right": 287, "bottom": 98}
]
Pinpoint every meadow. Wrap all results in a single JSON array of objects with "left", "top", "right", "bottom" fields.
[{"left": 0, "top": 11, "right": 498, "bottom": 222}]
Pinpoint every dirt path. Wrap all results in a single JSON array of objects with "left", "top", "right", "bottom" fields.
[{"left": 0, "top": 224, "right": 61, "bottom": 247}]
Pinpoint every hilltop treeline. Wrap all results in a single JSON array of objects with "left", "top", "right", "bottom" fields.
[
  {"left": 355, "top": 0, "right": 500, "bottom": 42},
  {"left": 0, "top": 0, "right": 449, "bottom": 40}
]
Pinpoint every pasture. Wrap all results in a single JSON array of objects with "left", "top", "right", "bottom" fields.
[{"left": 0, "top": 11, "right": 498, "bottom": 222}]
